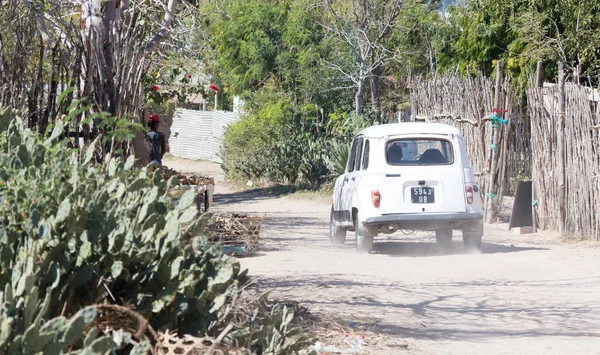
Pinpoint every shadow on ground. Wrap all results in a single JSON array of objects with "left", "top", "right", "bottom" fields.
[
  {"left": 372, "top": 241, "right": 548, "bottom": 257},
  {"left": 252, "top": 274, "right": 600, "bottom": 342},
  {"left": 256, "top": 214, "right": 548, "bottom": 257},
  {"left": 214, "top": 185, "right": 322, "bottom": 206}
]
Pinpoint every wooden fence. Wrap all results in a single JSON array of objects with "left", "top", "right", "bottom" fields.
[
  {"left": 410, "top": 73, "right": 532, "bottom": 221},
  {"left": 528, "top": 83, "right": 600, "bottom": 239}
]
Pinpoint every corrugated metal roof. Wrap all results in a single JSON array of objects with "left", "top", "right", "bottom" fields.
[{"left": 169, "top": 109, "right": 240, "bottom": 163}]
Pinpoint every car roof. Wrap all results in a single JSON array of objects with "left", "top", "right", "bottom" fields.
[{"left": 357, "top": 122, "right": 462, "bottom": 138}]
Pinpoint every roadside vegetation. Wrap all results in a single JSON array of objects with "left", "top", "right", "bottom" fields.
[
  {"left": 0, "top": 109, "right": 316, "bottom": 353},
  {"left": 1, "top": 0, "right": 600, "bottom": 352},
  {"left": 200, "top": 0, "right": 600, "bottom": 187}
]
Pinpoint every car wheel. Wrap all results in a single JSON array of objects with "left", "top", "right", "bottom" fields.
[
  {"left": 354, "top": 212, "right": 374, "bottom": 253},
  {"left": 329, "top": 206, "right": 346, "bottom": 245},
  {"left": 435, "top": 228, "right": 453, "bottom": 250}
]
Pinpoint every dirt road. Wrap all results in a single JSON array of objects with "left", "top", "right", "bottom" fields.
[{"left": 166, "top": 158, "right": 600, "bottom": 355}]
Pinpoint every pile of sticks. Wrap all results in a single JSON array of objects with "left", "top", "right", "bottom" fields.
[
  {"left": 162, "top": 166, "right": 215, "bottom": 186},
  {"left": 207, "top": 213, "right": 263, "bottom": 255}
]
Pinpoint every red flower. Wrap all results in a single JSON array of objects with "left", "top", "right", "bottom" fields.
[
  {"left": 151, "top": 85, "right": 160, "bottom": 92},
  {"left": 187, "top": 74, "right": 192, "bottom": 79},
  {"left": 209, "top": 85, "right": 219, "bottom": 92}
]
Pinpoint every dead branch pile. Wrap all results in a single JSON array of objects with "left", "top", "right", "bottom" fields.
[
  {"left": 81, "top": 304, "right": 246, "bottom": 355},
  {"left": 207, "top": 213, "right": 263, "bottom": 254},
  {"left": 410, "top": 73, "right": 532, "bottom": 215},
  {"left": 91, "top": 304, "right": 160, "bottom": 349},
  {"left": 528, "top": 83, "right": 600, "bottom": 240},
  {"left": 162, "top": 166, "right": 215, "bottom": 186},
  {"left": 158, "top": 332, "right": 246, "bottom": 355}
]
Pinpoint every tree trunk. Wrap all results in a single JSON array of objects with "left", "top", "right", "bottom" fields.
[
  {"left": 355, "top": 63, "right": 365, "bottom": 116},
  {"left": 485, "top": 60, "right": 504, "bottom": 223},
  {"left": 355, "top": 84, "right": 363, "bottom": 116},
  {"left": 370, "top": 65, "right": 382, "bottom": 116}
]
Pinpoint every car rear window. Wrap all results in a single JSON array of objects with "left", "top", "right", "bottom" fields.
[{"left": 386, "top": 139, "right": 454, "bottom": 165}]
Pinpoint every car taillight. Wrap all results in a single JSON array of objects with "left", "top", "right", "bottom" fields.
[
  {"left": 372, "top": 190, "right": 381, "bottom": 208},
  {"left": 466, "top": 186, "right": 473, "bottom": 204}
]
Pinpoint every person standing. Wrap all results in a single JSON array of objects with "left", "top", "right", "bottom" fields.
[{"left": 147, "top": 114, "right": 166, "bottom": 166}]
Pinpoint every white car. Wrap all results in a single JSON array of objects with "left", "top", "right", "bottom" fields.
[{"left": 330, "top": 122, "right": 484, "bottom": 253}]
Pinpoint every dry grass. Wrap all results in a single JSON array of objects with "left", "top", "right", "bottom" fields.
[
  {"left": 561, "top": 232, "right": 600, "bottom": 246},
  {"left": 287, "top": 188, "right": 332, "bottom": 203}
]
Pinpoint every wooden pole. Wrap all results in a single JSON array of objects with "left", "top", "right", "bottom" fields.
[
  {"left": 532, "top": 60, "right": 543, "bottom": 232},
  {"left": 486, "top": 60, "right": 503, "bottom": 223},
  {"left": 535, "top": 60, "right": 544, "bottom": 88},
  {"left": 557, "top": 62, "right": 566, "bottom": 234},
  {"left": 496, "top": 88, "right": 513, "bottom": 211}
]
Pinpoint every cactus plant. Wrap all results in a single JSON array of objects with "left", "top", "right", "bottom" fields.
[
  {"left": 0, "top": 120, "right": 247, "bottom": 351},
  {"left": 0, "top": 116, "right": 312, "bottom": 354}
]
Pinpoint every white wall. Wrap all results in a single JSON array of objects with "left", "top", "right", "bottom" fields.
[{"left": 169, "top": 109, "right": 239, "bottom": 163}]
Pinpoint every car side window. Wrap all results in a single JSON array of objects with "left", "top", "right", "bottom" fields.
[
  {"left": 362, "top": 139, "right": 370, "bottom": 170},
  {"left": 354, "top": 137, "right": 364, "bottom": 171},
  {"left": 346, "top": 138, "right": 358, "bottom": 172}
]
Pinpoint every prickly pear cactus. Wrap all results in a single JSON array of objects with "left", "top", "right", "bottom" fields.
[{"left": 0, "top": 120, "right": 247, "bottom": 352}]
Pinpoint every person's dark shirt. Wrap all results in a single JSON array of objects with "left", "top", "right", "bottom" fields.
[{"left": 147, "top": 130, "right": 166, "bottom": 163}]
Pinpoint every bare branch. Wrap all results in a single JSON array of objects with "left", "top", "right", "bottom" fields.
[{"left": 143, "top": 0, "right": 178, "bottom": 53}]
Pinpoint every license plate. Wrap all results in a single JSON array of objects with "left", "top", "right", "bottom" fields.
[{"left": 411, "top": 187, "right": 435, "bottom": 203}]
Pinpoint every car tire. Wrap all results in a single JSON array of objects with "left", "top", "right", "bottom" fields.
[
  {"left": 329, "top": 206, "right": 346, "bottom": 245},
  {"left": 435, "top": 228, "right": 453, "bottom": 250},
  {"left": 354, "top": 212, "right": 374, "bottom": 253}
]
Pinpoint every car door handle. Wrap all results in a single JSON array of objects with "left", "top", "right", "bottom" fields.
[
  {"left": 344, "top": 177, "right": 349, "bottom": 182},
  {"left": 351, "top": 177, "right": 356, "bottom": 181}
]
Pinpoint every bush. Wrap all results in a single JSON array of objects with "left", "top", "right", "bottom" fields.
[
  {"left": 324, "top": 139, "right": 350, "bottom": 179},
  {"left": 0, "top": 119, "right": 312, "bottom": 353},
  {"left": 222, "top": 119, "right": 330, "bottom": 186},
  {"left": 221, "top": 113, "right": 277, "bottom": 182}
]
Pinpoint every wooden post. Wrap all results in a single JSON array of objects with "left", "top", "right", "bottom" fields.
[
  {"left": 486, "top": 60, "right": 503, "bottom": 223},
  {"left": 535, "top": 60, "right": 544, "bottom": 88},
  {"left": 557, "top": 62, "right": 566, "bottom": 234},
  {"left": 532, "top": 60, "right": 543, "bottom": 233},
  {"left": 496, "top": 88, "right": 513, "bottom": 211}
]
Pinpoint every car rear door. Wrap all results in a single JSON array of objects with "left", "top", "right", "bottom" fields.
[
  {"left": 378, "top": 134, "right": 467, "bottom": 215},
  {"left": 334, "top": 136, "right": 360, "bottom": 223},
  {"left": 342, "top": 136, "right": 364, "bottom": 221}
]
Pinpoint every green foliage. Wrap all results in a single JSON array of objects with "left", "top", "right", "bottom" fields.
[
  {"left": 435, "top": 0, "right": 600, "bottom": 85},
  {"left": 203, "top": 0, "right": 284, "bottom": 94},
  {"left": 324, "top": 140, "right": 350, "bottom": 179},
  {"left": 209, "top": 0, "right": 600, "bottom": 186},
  {"left": 0, "top": 106, "right": 17, "bottom": 133},
  {"left": 0, "top": 301, "right": 150, "bottom": 354},
  {"left": 0, "top": 118, "right": 313, "bottom": 353},
  {"left": 231, "top": 301, "right": 314, "bottom": 354},
  {"left": 0, "top": 119, "right": 244, "bottom": 338}
]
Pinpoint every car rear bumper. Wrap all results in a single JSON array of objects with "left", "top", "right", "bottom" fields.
[{"left": 364, "top": 212, "right": 483, "bottom": 230}]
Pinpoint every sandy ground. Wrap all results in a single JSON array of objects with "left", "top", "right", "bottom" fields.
[{"left": 164, "top": 157, "right": 600, "bottom": 355}]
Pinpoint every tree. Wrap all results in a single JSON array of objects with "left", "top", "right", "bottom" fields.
[
  {"left": 322, "top": 0, "right": 403, "bottom": 115},
  {"left": 1, "top": 0, "right": 195, "bottom": 162}
]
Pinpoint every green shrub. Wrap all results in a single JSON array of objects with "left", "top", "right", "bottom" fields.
[
  {"left": 324, "top": 139, "right": 350, "bottom": 179},
  {"left": 0, "top": 119, "right": 312, "bottom": 353},
  {"left": 221, "top": 113, "right": 277, "bottom": 181}
]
